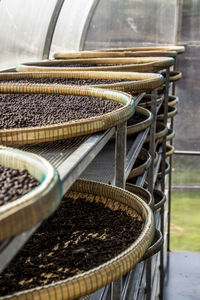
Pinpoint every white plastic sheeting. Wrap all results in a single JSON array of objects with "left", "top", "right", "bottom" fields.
[
  {"left": 83, "top": 0, "right": 178, "bottom": 50},
  {"left": 0, "top": 0, "right": 56, "bottom": 69},
  {"left": 50, "top": 0, "right": 96, "bottom": 56}
]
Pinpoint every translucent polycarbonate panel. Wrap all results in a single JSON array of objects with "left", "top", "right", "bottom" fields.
[
  {"left": 50, "top": 0, "right": 95, "bottom": 56},
  {"left": 174, "top": 45, "right": 200, "bottom": 151},
  {"left": 0, "top": 0, "right": 56, "bottom": 69},
  {"left": 83, "top": 0, "right": 177, "bottom": 50},
  {"left": 180, "top": 0, "right": 200, "bottom": 42}
]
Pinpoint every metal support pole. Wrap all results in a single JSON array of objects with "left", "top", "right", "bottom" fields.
[
  {"left": 146, "top": 89, "right": 157, "bottom": 300},
  {"left": 159, "top": 68, "right": 170, "bottom": 300},
  {"left": 115, "top": 122, "right": 127, "bottom": 189}
]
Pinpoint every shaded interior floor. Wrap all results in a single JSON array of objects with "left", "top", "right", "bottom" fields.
[{"left": 164, "top": 251, "right": 200, "bottom": 300}]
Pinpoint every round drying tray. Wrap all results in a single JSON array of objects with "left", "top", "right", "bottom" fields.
[
  {"left": 157, "top": 128, "right": 175, "bottom": 143},
  {"left": 157, "top": 105, "right": 177, "bottom": 120},
  {"left": 165, "top": 144, "right": 175, "bottom": 157},
  {"left": 125, "top": 183, "right": 153, "bottom": 209},
  {"left": 16, "top": 57, "right": 174, "bottom": 73},
  {"left": 97, "top": 45, "right": 185, "bottom": 54},
  {"left": 168, "top": 95, "right": 179, "bottom": 107},
  {"left": 127, "top": 148, "right": 152, "bottom": 180},
  {"left": 153, "top": 189, "right": 166, "bottom": 212},
  {"left": 0, "top": 84, "right": 134, "bottom": 146},
  {"left": 161, "top": 70, "right": 182, "bottom": 82},
  {"left": 138, "top": 94, "right": 163, "bottom": 108},
  {"left": 0, "top": 146, "right": 61, "bottom": 242},
  {"left": 145, "top": 122, "right": 168, "bottom": 143},
  {"left": 127, "top": 106, "right": 153, "bottom": 136},
  {"left": 54, "top": 50, "right": 177, "bottom": 59},
  {"left": 157, "top": 161, "right": 171, "bottom": 179},
  {"left": 0, "top": 179, "right": 154, "bottom": 300},
  {"left": 0, "top": 71, "right": 164, "bottom": 94}
]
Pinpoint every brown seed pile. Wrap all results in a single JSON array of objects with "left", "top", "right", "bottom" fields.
[
  {"left": 0, "top": 166, "right": 39, "bottom": 206},
  {"left": 127, "top": 111, "right": 147, "bottom": 126},
  {"left": 1, "top": 77, "right": 130, "bottom": 85},
  {"left": 0, "top": 94, "right": 122, "bottom": 129},
  {"left": 0, "top": 196, "right": 143, "bottom": 296}
]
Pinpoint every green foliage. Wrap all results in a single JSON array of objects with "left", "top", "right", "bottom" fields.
[{"left": 170, "top": 191, "right": 200, "bottom": 252}]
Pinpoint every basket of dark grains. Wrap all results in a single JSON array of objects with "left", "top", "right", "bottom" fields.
[
  {"left": 0, "top": 71, "right": 164, "bottom": 94},
  {"left": 0, "top": 84, "right": 134, "bottom": 145},
  {"left": 0, "top": 179, "right": 154, "bottom": 300},
  {"left": 16, "top": 56, "right": 174, "bottom": 73},
  {"left": 0, "top": 146, "right": 61, "bottom": 241}
]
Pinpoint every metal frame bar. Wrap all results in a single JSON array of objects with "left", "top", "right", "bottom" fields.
[{"left": 42, "top": 0, "right": 65, "bottom": 59}]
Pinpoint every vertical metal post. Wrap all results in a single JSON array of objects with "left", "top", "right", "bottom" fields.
[
  {"left": 115, "top": 122, "right": 127, "bottom": 189},
  {"left": 146, "top": 89, "right": 157, "bottom": 300},
  {"left": 159, "top": 68, "right": 170, "bottom": 300},
  {"left": 167, "top": 57, "right": 177, "bottom": 251}
]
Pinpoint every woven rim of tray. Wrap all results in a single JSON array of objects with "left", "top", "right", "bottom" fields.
[
  {"left": 1, "top": 179, "right": 154, "bottom": 300},
  {"left": 166, "top": 129, "right": 176, "bottom": 141},
  {"left": 16, "top": 57, "right": 175, "bottom": 73},
  {"left": 128, "top": 148, "right": 152, "bottom": 179},
  {"left": 168, "top": 95, "right": 179, "bottom": 107},
  {"left": 54, "top": 50, "right": 177, "bottom": 59},
  {"left": 97, "top": 45, "right": 185, "bottom": 54},
  {"left": 157, "top": 105, "right": 177, "bottom": 120},
  {"left": 138, "top": 94, "right": 163, "bottom": 108},
  {"left": 165, "top": 144, "right": 175, "bottom": 157},
  {"left": 0, "top": 146, "right": 61, "bottom": 242},
  {"left": 0, "top": 71, "right": 164, "bottom": 93},
  {"left": 127, "top": 106, "right": 153, "bottom": 136},
  {"left": 158, "top": 161, "right": 171, "bottom": 178},
  {"left": 161, "top": 70, "right": 182, "bottom": 82},
  {"left": 0, "top": 84, "right": 134, "bottom": 146},
  {"left": 153, "top": 189, "right": 166, "bottom": 211},
  {"left": 145, "top": 122, "right": 168, "bottom": 143},
  {"left": 125, "top": 183, "right": 153, "bottom": 209}
]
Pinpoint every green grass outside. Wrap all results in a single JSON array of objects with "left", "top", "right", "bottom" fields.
[
  {"left": 170, "top": 191, "right": 200, "bottom": 252},
  {"left": 172, "top": 170, "right": 200, "bottom": 185}
]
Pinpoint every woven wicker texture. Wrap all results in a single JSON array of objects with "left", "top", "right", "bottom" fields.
[
  {"left": 128, "top": 148, "right": 152, "bottom": 179},
  {"left": 161, "top": 70, "right": 182, "bottom": 82},
  {"left": 145, "top": 122, "right": 168, "bottom": 143},
  {"left": 127, "top": 106, "right": 153, "bottom": 136},
  {"left": 0, "top": 146, "right": 61, "bottom": 241},
  {"left": 97, "top": 46, "right": 185, "bottom": 54},
  {"left": 165, "top": 144, "right": 175, "bottom": 157},
  {"left": 0, "top": 84, "right": 134, "bottom": 146},
  {"left": 158, "top": 161, "right": 170, "bottom": 179},
  {"left": 141, "top": 229, "right": 163, "bottom": 261},
  {"left": 138, "top": 94, "right": 163, "bottom": 108},
  {"left": 16, "top": 57, "right": 174, "bottom": 73},
  {"left": 53, "top": 50, "right": 177, "bottom": 59},
  {"left": 157, "top": 105, "right": 177, "bottom": 120},
  {"left": 0, "top": 179, "right": 154, "bottom": 300},
  {"left": 125, "top": 183, "right": 153, "bottom": 209},
  {"left": 0, "top": 71, "right": 164, "bottom": 94},
  {"left": 168, "top": 95, "right": 179, "bottom": 107},
  {"left": 153, "top": 189, "right": 166, "bottom": 212}
]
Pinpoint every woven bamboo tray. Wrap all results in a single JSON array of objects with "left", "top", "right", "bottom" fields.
[
  {"left": 145, "top": 122, "right": 168, "bottom": 143},
  {"left": 168, "top": 95, "right": 179, "bottom": 107},
  {"left": 161, "top": 70, "right": 182, "bottom": 82},
  {"left": 16, "top": 57, "right": 174, "bottom": 73},
  {"left": 97, "top": 45, "right": 185, "bottom": 54},
  {"left": 0, "top": 179, "right": 154, "bottom": 300},
  {"left": 53, "top": 50, "right": 177, "bottom": 59},
  {"left": 125, "top": 183, "right": 153, "bottom": 209},
  {"left": 0, "top": 146, "right": 61, "bottom": 241},
  {"left": 0, "top": 84, "right": 134, "bottom": 146},
  {"left": 0, "top": 71, "right": 164, "bottom": 94},
  {"left": 153, "top": 189, "right": 166, "bottom": 212},
  {"left": 138, "top": 94, "right": 163, "bottom": 108},
  {"left": 165, "top": 144, "right": 175, "bottom": 157},
  {"left": 157, "top": 105, "right": 177, "bottom": 120},
  {"left": 157, "top": 128, "right": 175, "bottom": 143},
  {"left": 158, "top": 161, "right": 170, "bottom": 178},
  {"left": 127, "top": 106, "right": 153, "bottom": 136},
  {"left": 127, "top": 148, "right": 152, "bottom": 180}
]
